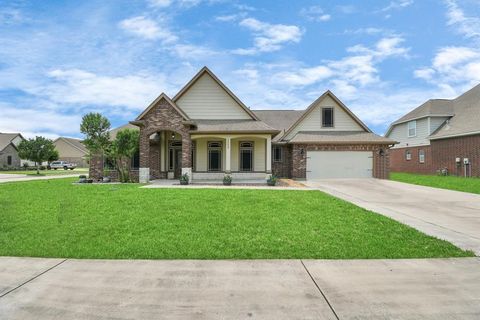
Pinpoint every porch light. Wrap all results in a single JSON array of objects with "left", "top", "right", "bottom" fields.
[{"left": 171, "top": 132, "right": 175, "bottom": 139}]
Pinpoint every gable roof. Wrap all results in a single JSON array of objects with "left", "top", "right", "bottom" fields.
[
  {"left": 54, "top": 137, "right": 88, "bottom": 154},
  {"left": 172, "top": 66, "right": 259, "bottom": 121},
  {"left": 254, "top": 110, "right": 304, "bottom": 142},
  {"left": 429, "top": 83, "right": 480, "bottom": 140},
  {"left": 0, "top": 133, "right": 24, "bottom": 151},
  {"left": 280, "top": 91, "right": 371, "bottom": 141},
  {"left": 136, "top": 93, "right": 190, "bottom": 121}
]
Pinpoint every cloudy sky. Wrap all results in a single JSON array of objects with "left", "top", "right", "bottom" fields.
[{"left": 1, "top": 0, "right": 479, "bottom": 138}]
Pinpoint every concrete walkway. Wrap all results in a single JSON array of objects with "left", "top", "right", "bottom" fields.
[
  {"left": 305, "top": 179, "right": 480, "bottom": 255},
  {"left": 0, "top": 173, "right": 79, "bottom": 183},
  {"left": 0, "top": 257, "right": 479, "bottom": 319}
]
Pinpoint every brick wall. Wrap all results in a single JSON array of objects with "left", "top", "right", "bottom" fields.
[
  {"left": 431, "top": 134, "right": 480, "bottom": 177},
  {"left": 390, "top": 146, "right": 433, "bottom": 174},
  {"left": 89, "top": 153, "right": 103, "bottom": 181},
  {"left": 272, "top": 144, "right": 292, "bottom": 178},
  {"left": 291, "top": 144, "right": 391, "bottom": 179}
]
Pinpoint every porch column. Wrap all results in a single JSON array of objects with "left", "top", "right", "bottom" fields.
[
  {"left": 225, "top": 136, "right": 231, "bottom": 173},
  {"left": 266, "top": 136, "right": 272, "bottom": 174},
  {"left": 139, "top": 130, "right": 150, "bottom": 183},
  {"left": 160, "top": 131, "right": 165, "bottom": 172}
]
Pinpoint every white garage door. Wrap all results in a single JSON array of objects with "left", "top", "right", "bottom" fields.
[{"left": 306, "top": 151, "right": 373, "bottom": 179}]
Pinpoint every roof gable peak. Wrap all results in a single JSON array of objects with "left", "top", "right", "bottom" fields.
[{"left": 136, "top": 92, "right": 190, "bottom": 121}]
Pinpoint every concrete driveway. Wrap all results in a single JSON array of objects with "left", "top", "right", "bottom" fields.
[
  {"left": 1, "top": 257, "right": 479, "bottom": 319},
  {"left": 305, "top": 179, "right": 480, "bottom": 255}
]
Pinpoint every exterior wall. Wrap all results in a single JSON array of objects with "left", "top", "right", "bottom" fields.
[
  {"left": 388, "top": 118, "right": 430, "bottom": 149},
  {"left": 431, "top": 134, "right": 480, "bottom": 177},
  {"left": 0, "top": 144, "right": 21, "bottom": 168},
  {"left": 272, "top": 144, "right": 292, "bottom": 178},
  {"left": 430, "top": 117, "right": 448, "bottom": 134},
  {"left": 390, "top": 146, "right": 433, "bottom": 174},
  {"left": 175, "top": 73, "right": 252, "bottom": 120},
  {"left": 285, "top": 95, "right": 364, "bottom": 140},
  {"left": 291, "top": 144, "right": 391, "bottom": 180}
]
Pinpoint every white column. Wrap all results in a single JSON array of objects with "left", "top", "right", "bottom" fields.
[
  {"left": 225, "top": 136, "right": 231, "bottom": 173},
  {"left": 266, "top": 136, "right": 272, "bottom": 174}
]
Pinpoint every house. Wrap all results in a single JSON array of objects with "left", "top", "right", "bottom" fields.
[
  {"left": 89, "top": 67, "right": 394, "bottom": 182},
  {"left": 386, "top": 84, "right": 480, "bottom": 177},
  {"left": 53, "top": 137, "right": 89, "bottom": 167},
  {"left": 0, "top": 133, "right": 25, "bottom": 169}
]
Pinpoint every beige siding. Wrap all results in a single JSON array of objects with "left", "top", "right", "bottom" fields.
[
  {"left": 194, "top": 138, "right": 226, "bottom": 172},
  {"left": 285, "top": 95, "right": 364, "bottom": 140},
  {"left": 389, "top": 118, "right": 430, "bottom": 149},
  {"left": 176, "top": 73, "right": 252, "bottom": 120},
  {"left": 430, "top": 117, "right": 448, "bottom": 134}
]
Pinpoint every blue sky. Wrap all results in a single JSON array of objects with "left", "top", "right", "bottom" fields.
[{"left": 1, "top": 0, "right": 480, "bottom": 138}]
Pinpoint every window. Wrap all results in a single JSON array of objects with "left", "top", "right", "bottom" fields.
[
  {"left": 419, "top": 150, "right": 425, "bottom": 163},
  {"left": 168, "top": 141, "right": 181, "bottom": 171},
  {"left": 7, "top": 155, "right": 12, "bottom": 166},
  {"left": 131, "top": 151, "right": 140, "bottom": 169},
  {"left": 405, "top": 150, "right": 412, "bottom": 161},
  {"left": 208, "top": 141, "right": 222, "bottom": 172},
  {"left": 408, "top": 120, "right": 416, "bottom": 137},
  {"left": 273, "top": 146, "right": 283, "bottom": 162},
  {"left": 322, "top": 107, "right": 334, "bottom": 127},
  {"left": 168, "top": 148, "right": 174, "bottom": 170},
  {"left": 239, "top": 141, "right": 253, "bottom": 172}
]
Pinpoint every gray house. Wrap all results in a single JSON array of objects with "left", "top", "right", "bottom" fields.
[{"left": 0, "top": 133, "right": 25, "bottom": 169}]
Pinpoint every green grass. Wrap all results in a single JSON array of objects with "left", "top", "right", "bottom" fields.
[
  {"left": 0, "top": 178, "right": 472, "bottom": 259},
  {"left": 0, "top": 168, "right": 88, "bottom": 176},
  {"left": 391, "top": 172, "right": 480, "bottom": 194}
]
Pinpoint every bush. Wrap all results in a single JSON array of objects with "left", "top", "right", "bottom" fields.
[
  {"left": 267, "top": 174, "right": 277, "bottom": 186},
  {"left": 179, "top": 173, "right": 189, "bottom": 185},
  {"left": 223, "top": 174, "right": 232, "bottom": 185}
]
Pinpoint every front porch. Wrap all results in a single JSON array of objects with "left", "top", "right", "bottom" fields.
[{"left": 139, "top": 131, "right": 272, "bottom": 183}]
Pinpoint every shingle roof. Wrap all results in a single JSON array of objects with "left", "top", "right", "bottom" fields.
[
  {"left": 429, "top": 84, "right": 480, "bottom": 139},
  {"left": 0, "top": 133, "right": 22, "bottom": 151},
  {"left": 391, "top": 99, "right": 454, "bottom": 126},
  {"left": 290, "top": 131, "right": 396, "bottom": 144},
  {"left": 253, "top": 110, "right": 304, "bottom": 141},
  {"left": 192, "top": 120, "right": 279, "bottom": 134},
  {"left": 58, "top": 137, "right": 88, "bottom": 153},
  {"left": 109, "top": 123, "right": 138, "bottom": 140}
]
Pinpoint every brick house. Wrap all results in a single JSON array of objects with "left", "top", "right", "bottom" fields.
[
  {"left": 386, "top": 84, "right": 480, "bottom": 177},
  {"left": 90, "top": 67, "right": 394, "bottom": 182}
]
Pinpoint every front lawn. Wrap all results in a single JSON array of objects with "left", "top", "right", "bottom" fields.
[
  {"left": 0, "top": 168, "right": 88, "bottom": 176},
  {"left": 0, "top": 178, "right": 472, "bottom": 259},
  {"left": 391, "top": 172, "right": 480, "bottom": 194}
]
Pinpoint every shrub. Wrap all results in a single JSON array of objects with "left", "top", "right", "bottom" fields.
[
  {"left": 267, "top": 174, "right": 277, "bottom": 186},
  {"left": 179, "top": 173, "right": 189, "bottom": 185},
  {"left": 223, "top": 174, "right": 232, "bottom": 186}
]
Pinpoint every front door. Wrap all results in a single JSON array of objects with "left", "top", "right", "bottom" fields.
[{"left": 174, "top": 149, "right": 182, "bottom": 178}]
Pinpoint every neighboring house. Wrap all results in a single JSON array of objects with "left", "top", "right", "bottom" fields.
[
  {"left": 0, "top": 133, "right": 25, "bottom": 169},
  {"left": 90, "top": 67, "right": 394, "bottom": 182},
  {"left": 386, "top": 84, "right": 480, "bottom": 177},
  {"left": 53, "top": 137, "right": 89, "bottom": 167}
]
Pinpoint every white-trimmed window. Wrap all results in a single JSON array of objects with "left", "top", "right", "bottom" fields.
[
  {"left": 408, "top": 120, "right": 417, "bottom": 137},
  {"left": 322, "top": 107, "right": 334, "bottom": 127},
  {"left": 419, "top": 150, "right": 425, "bottom": 163},
  {"left": 405, "top": 150, "right": 412, "bottom": 161},
  {"left": 273, "top": 146, "right": 283, "bottom": 163}
]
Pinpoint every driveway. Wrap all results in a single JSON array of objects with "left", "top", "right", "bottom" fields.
[
  {"left": 305, "top": 179, "right": 480, "bottom": 255},
  {"left": 0, "top": 257, "right": 479, "bottom": 319}
]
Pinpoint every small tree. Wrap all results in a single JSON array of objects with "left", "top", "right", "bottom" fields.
[
  {"left": 17, "top": 137, "right": 57, "bottom": 174},
  {"left": 48, "top": 149, "right": 59, "bottom": 165},
  {"left": 80, "top": 113, "right": 111, "bottom": 154},
  {"left": 110, "top": 129, "right": 139, "bottom": 182}
]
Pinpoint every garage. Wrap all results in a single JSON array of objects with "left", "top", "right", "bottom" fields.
[{"left": 306, "top": 151, "right": 373, "bottom": 179}]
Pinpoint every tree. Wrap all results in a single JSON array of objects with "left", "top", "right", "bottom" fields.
[
  {"left": 17, "top": 137, "right": 57, "bottom": 174},
  {"left": 110, "top": 129, "right": 139, "bottom": 182},
  {"left": 80, "top": 113, "right": 111, "bottom": 154},
  {"left": 48, "top": 149, "right": 59, "bottom": 165}
]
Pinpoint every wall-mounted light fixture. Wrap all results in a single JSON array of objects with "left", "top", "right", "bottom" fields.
[
  {"left": 171, "top": 132, "right": 176, "bottom": 139},
  {"left": 300, "top": 148, "right": 304, "bottom": 156},
  {"left": 378, "top": 148, "right": 385, "bottom": 156}
]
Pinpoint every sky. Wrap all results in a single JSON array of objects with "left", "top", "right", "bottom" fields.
[{"left": 1, "top": 0, "right": 480, "bottom": 138}]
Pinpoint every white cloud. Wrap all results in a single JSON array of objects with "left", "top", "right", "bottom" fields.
[
  {"left": 414, "top": 68, "right": 435, "bottom": 80},
  {"left": 444, "top": 0, "right": 480, "bottom": 39},
  {"left": 233, "top": 18, "right": 303, "bottom": 54},
  {"left": 215, "top": 14, "right": 239, "bottom": 22},
  {"left": 343, "top": 27, "right": 386, "bottom": 35},
  {"left": 172, "top": 44, "right": 219, "bottom": 60},
  {"left": 274, "top": 66, "right": 333, "bottom": 86},
  {"left": 42, "top": 69, "right": 167, "bottom": 111},
  {"left": 119, "top": 16, "right": 178, "bottom": 42},
  {"left": 300, "top": 6, "right": 331, "bottom": 22},
  {"left": 380, "top": 0, "right": 414, "bottom": 12},
  {"left": 147, "top": 0, "right": 172, "bottom": 7}
]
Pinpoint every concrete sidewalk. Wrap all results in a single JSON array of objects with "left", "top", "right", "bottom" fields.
[
  {"left": 305, "top": 179, "right": 480, "bottom": 255},
  {"left": 0, "top": 173, "right": 79, "bottom": 183},
  {"left": 1, "top": 257, "right": 479, "bottom": 319}
]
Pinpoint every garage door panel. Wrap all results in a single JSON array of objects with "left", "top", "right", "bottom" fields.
[{"left": 306, "top": 151, "right": 373, "bottom": 179}]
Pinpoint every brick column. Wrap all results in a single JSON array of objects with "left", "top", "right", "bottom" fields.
[
  {"left": 139, "top": 130, "right": 150, "bottom": 183},
  {"left": 89, "top": 153, "right": 103, "bottom": 181},
  {"left": 181, "top": 134, "right": 192, "bottom": 178}
]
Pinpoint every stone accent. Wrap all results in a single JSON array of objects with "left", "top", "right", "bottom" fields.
[
  {"left": 139, "top": 167, "right": 150, "bottom": 183},
  {"left": 89, "top": 153, "right": 103, "bottom": 181},
  {"left": 138, "top": 97, "right": 192, "bottom": 181},
  {"left": 272, "top": 144, "right": 292, "bottom": 178},
  {"left": 291, "top": 144, "right": 391, "bottom": 179},
  {"left": 390, "top": 146, "right": 433, "bottom": 174}
]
